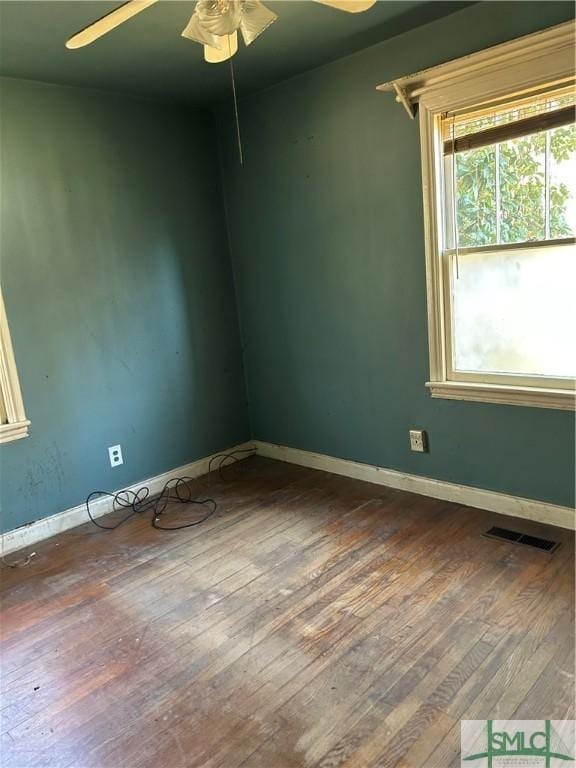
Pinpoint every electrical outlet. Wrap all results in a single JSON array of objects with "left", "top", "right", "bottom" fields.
[
  {"left": 409, "top": 430, "right": 428, "bottom": 453},
  {"left": 108, "top": 444, "right": 123, "bottom": 467}
]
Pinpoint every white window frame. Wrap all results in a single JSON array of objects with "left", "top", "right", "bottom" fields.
[
  {"left": 0, "top": 290, "right": 30, "bottom": 443},
  {"left": 378, "top": 21, "right": 576, "bottom": 410}
]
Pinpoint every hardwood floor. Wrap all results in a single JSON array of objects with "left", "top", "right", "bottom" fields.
[{"left": 1, "top": 456, "right": 574, "bottom": 768}]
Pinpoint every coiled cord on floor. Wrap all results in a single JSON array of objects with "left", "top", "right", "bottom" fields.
[
  {"left": 86, "top": 447, "right": 256, "bottom": 532},
  {"left": 86, "top": 481, "right": 216, "bottom": 531},
  {"left": 1, "top": 448, "right": 256, "bottom": 567}
]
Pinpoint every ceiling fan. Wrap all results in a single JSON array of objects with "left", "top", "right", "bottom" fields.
[{"left": 66, "top": 0, "right": 377, "bottom": 63}]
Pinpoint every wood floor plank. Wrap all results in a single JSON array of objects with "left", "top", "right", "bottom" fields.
[{"left": 1, "top": 456, "right": 573, "bottom": 768}]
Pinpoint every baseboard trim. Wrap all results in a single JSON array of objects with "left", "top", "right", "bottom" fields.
[
  {"left": 4, "top": 438, "right": 573, "bottom": 554},
  {"left": 1, "top": 442, "right": 255, "bottom": 555},
  {"left": 254, "top": 441, "right": 575, "bottom": 531}
]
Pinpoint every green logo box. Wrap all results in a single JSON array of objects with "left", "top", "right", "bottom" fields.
[{"left": 461, "top": 720, "right": 575, "bottom": 767}]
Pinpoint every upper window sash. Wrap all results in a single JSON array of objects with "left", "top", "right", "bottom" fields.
[{"left": 440, "top": 86, "right": 576, "bottom": 252}]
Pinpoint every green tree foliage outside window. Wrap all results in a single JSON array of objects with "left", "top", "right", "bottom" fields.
[{"left": 455, "top": 124, "right": 575, "bottom": 248}]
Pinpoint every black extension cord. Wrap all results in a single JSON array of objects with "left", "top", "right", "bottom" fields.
[
  {"left": 1, "top": 448, "right": 256, "bottom": 569},
  {"left": 85, "top": 448, "right": 256, "bottom": 533},
  {"left": 86, "top": 480, "right": 217, "bottom": 531}
]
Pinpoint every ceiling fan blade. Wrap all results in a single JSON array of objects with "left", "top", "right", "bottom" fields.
[
  {"left": 204, "top": 32, "right": 238, "bottom": 63},
  {"left": 313, "top": 0, "right": 376, "bottom": 12},
  {"left": 65, "top": 0, "right": 159, "bottom": 49}
]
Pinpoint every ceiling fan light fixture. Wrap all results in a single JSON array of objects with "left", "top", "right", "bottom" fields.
[
  {"left": 239, "top": 1, "right": 278, "bottom": 46},
  {"left": 181, "top": 9, "right": 221, "bottom": 47},
  {"left": 204, "top": 31, "right": 238, "bottom": 62},
  {"left": 183, "top": 0, "right": 277, "bottom": 50},
  {"left": 182, "top": 0, "right": 241, "bottom": 45}
]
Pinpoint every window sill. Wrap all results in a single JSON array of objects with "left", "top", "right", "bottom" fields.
[
  {"left": 0, "top": 420, "right": 31, "bottom": 444},
  {"left": 426, "top": 381, "right": 575, "bottom": 411}
]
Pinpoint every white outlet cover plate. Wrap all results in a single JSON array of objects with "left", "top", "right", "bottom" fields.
[
  {"left": 409, "top": 430, "right": 426, "bottom": 453},
  {"left": 108, "top": 444, "right": 123, "bottom": 467}
]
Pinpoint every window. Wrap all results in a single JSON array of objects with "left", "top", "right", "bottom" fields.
[
  {"left": 0, "top": 291, "right": 29, "bottom": 443},
  {"left": 378, "top": 21, "right": 576, "bottom": 409},
  {"left": 440, "top": 87, "right": 576, "bottom": 399}
]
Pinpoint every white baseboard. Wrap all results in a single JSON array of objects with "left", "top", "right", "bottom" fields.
[
  {"left": 3, "top": 438, "right": 573, "bottom": 555},
  {"left": 1, "top": 442, "right": 255, "bottom": 555},
  {"left": 254, "top": 441, "right": 575, "bottom": 531}
]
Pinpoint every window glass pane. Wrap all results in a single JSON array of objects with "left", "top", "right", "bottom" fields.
[
  {"left": 455, "top": 146, "right": 497, "bottom": 248},
  {"left": 449, "top": 117, "right": 575, "bottom": 249},
  {"left": 499, "top": 132, "right": 545, "bottom": 244},
  {"left": 549, "top": 123, "right": 576, "bottom": 239},
  {"left": 452, "top": 244, "right": 576, "bottom": 378}
]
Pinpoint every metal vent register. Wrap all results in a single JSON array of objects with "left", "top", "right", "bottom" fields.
[{"left": 483, "top": 526, "right": 560, "bottom": 553}]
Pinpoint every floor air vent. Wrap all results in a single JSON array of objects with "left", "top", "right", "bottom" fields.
[{"left": 483, "top": 526, "right": 559, "bottom": 553}]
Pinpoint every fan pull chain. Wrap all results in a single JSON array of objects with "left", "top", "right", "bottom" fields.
[{"left": 230, "top": 56, "right": 243, "bottom": 165}]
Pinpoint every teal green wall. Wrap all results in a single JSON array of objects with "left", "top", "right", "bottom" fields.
[
  {"left": 0, "top": 78, "right": 249, "bottom": 533},
  {"left": 2, "top": 3, "right": 574, "bottom": 536},
  {"left": 218, "top": 1, "right": 576, "bottom": 508}
]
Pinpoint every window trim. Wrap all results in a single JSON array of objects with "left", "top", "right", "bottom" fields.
[
  {"left": 0, "top": 291, "right": 30, "bottom": 443},
  {"left": 409, "top": 22, "right": 576, "bottom": 411}
]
